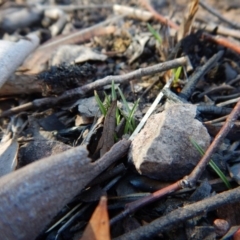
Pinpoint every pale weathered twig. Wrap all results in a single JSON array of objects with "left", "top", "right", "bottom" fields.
[
  {"left": 0, "top": 139, "right": 130, "bottom": 240},
  {"left": 114, "top": 186, "right": 240, "bottom": 240},
  {"left": 130, "top": 75, "right": 176, "bottom": 140},
  {"left": 113, "top": 4, "right": 152, "bottom": 21},
  {"left": 193, "top": 22, "right": 240, "bottom": 40},
  {"left": 1, "top": 56, "right": 188, "bottom": 117},
  {"left": 36, "top": 3, "right": 113, "bottom": 12},
  {"left": 199, "top": 0, "right": 240, "bottom": 29}
]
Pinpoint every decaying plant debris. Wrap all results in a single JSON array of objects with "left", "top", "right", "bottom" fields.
[{"left": 0, "top": 0, "right": 240, "bottom": 239}]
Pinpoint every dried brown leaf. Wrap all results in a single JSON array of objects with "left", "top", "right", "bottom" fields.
[{"left": 81, "top": 196, "right": 110, "bottom": 240}]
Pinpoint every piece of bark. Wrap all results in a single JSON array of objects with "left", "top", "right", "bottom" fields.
[
  {"left": 100, "top": 100, "right": 117, "bottom": 156},
  {"left": 0, "top": 33, "right": 39, "bottom": 89},
  {"left": 0, "top": 139, "right": 130, "bottom": 240},
  {"left": 0, "top": 74, "right": 41, "bottom": 96}
]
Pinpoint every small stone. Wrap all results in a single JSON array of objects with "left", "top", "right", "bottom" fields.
[
  {"left": 213, "top": 219, "right": 230, "bottom": 237},
  {"left": 129, "top": 104, "right": 211, "bottom": 181}
]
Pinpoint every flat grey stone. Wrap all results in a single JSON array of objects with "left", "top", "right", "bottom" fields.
[{"left": 129, "top": 104, "right": 211, "bottom": 181}]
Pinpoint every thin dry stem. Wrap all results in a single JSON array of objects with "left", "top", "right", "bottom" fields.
[{"left": 1, "top": 56, "right": 188, "bottom": 117}]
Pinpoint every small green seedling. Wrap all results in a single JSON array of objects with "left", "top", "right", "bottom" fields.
[
  {"left": 190, "top": 138, "right": 231, "bottom": 189},
  {"left": 147, "top": 23, "right": 162, "bottom": 44},
  {"left": 95, "top": 81, "right": 139, "bottom": 135},
  {"left": 173, "top": 66, "right": 182, "bottom": 85}
]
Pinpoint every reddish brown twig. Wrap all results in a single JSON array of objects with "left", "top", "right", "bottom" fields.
[
  {"left": 140, "top": 0, "right": 179, "bottom": 30},
  {"left": 184, "top": 98, "right": 240, "bottom": 187},
  {"left": 110, "top": 181, "right": 181, "bottom": 225},
  {"left": 202, "top": 32, "right": 240, "bottom": 55},
  {"left": 110, "top": 98, "right": 240, "bottom": 225}
]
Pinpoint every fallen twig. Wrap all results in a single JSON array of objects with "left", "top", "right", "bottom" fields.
[
  {"left": 0, "top": 56, "right": 188, "bottom": 117},
  {"left": 199, "top": 0, "right": 240, "bottom": 29},
  {"left": 114, "top": 186, "right": 240, "bottom": 240},
  {"left": 202, "top": 33, "right": 240, "bottom": 55},
  {"left": 140, "top": 0, "right": 179, "bottom": 30},
  {"left": 179, "top": 50, "right": 224, "bottom": 100}
]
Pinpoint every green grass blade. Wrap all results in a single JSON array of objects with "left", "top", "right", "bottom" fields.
[
  {"left": 117, "top": 86, "right": 130, "bottom": 113},
  {"left": 103, "top": 91, "right": 111, "bottom": 109},
  {"left": 190, "top": 138, "right": 231, "bottom": 189},
  {"left": 174, "top": 66, "right": 182, "bottom": 82},
  {"left": 209, "top": 161, "right": 232, "bottom": 189},
  {"left": 147, "top": 23, "right": 162, "bottom": 44},
  {"left": 94, "top": 90, "right": 107, "bottom": 116},
  {"left": 129, "top": 98, "right": 139, "bottom": 129}
]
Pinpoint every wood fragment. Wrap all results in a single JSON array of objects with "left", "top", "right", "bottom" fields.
[
  {"left": 199, "top": 0, "right": 240, "bottom": 29},
  {"left": 0, "top": 139, "right": 130, "bottom": 240}
]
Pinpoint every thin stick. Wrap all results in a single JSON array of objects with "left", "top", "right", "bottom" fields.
[
  {"left": 199, "top": 0, "right": 240, "bottom": 29},
  {"left": 110, "top": 181, "right": 181, "bottom": 226},
  {"left": 130, "top": 75, "right": 175, "bottom": 140},
  {"left": 37, "top": 4, "right": 113, "bottom": 12},
  {"left": 0, "top": 57, "right": 188, "bottom": 118},
  {"left": 140, "top": 0, "right": 179, "bottom": 30},
  {"left": 179, "top": 50, "right": 224, "bottom": 100},
  {"left": 203, "top": 33, "right": 240, "bottom": 55},
  {"left": 114, "top": 186, "right": 240, "bottom": 240}
]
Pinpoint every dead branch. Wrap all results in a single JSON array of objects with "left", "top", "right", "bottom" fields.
[
  {"left": 179, "top": 50, "right": 224, "bottom": 100},
  {"left": 0, "top": 139, "right": 130, "bottom": 240},
  {"left": 0, "top": 56, "right": 188, "bottom": 118},
  {"left": 199, "top": 0, "right": 240, "bottom": 29},
  {"left": 140, "top": 0, "right": 179, "bottom": 30},
  {"left": 202, "top": 33, "right": 240, "bottom": 55}
]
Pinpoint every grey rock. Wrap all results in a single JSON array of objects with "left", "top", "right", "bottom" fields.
[{"left": 129, "top": 104, "right": 211, "bottom": 181}]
